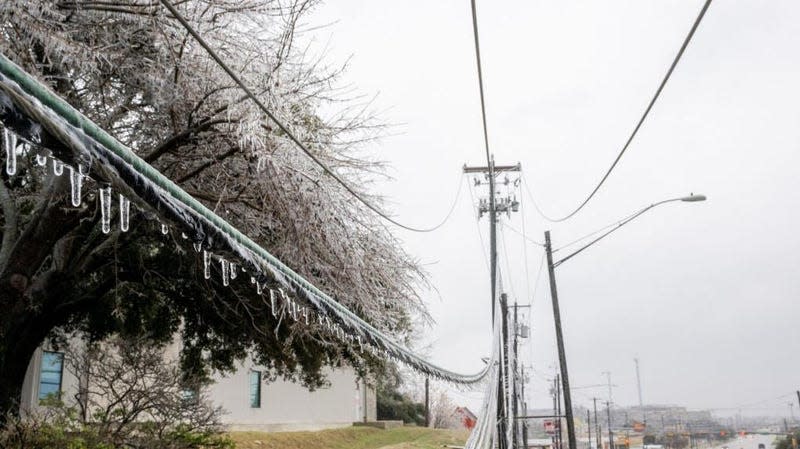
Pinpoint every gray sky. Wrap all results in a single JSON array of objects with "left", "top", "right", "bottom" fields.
[{"left": 306, "top": 1, "right": 800, "bottom": 418}]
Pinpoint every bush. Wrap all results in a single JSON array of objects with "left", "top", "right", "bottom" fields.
[{"left": 0, "top": 337, "right": 233, "bottom": 449}]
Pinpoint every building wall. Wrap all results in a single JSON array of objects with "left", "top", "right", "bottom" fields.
[
  {"left": 20, "top": 341, "right": 376, "bottom": 431},
  {"left": 211, "top": 362, "right": 377, "bottom": 431}
]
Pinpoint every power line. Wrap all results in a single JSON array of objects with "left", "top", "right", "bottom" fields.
[
  {"left": 501, "top": 222, "right": 544, "bottom": 247},
  {"left": 469, "top": 0, "right": 492, "bottom": 167},
  {"left": 552, "top": 207, "right": 643, "bottom": 253},
  {"left": 520, "top": 186, "right": 533, "bottom": 304},
  {"left": 468, "top": 179, "right": 491, "bottom": 273},
  {"left": 499, "top": 225, "right": 519, "bottom": 300},
  {"left": 523, "top": 0, "right": 714, "bottom": 223},
  {"left": 157, "top": 0, "right": 461, "bottom": 234}
]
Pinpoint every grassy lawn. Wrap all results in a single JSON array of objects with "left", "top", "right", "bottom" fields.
[{"left": 229, "top": 425, "right": 469, "bottom": 449}]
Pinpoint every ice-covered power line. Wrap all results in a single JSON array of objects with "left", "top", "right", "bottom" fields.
[
  {"left": 156, "top": 0, "right": 462, "bottom": 234},
  {"left": 523, "top": 0, "right": 714, "bottom": 223},
  {"left": 0, "top": 52, "right": 492, "bottom": 385}
]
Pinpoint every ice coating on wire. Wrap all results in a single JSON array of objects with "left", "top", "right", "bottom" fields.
[{"left": 0, "top": 53, "right": 491, "bottom": 386}]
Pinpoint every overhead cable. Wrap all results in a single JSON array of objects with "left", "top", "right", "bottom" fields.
[
  {"left": 501, "top": 221, "right": 544, "bottom": 247},
  {"left": 158, "top": 0, "right": 461, "bottom": 234},
  {"left": 469, "top": 0, "right": 492, "bottom": 167},
  {"left": 0, "top": 52, "right": 491, "bottom": 385},
  {"left": 524, "top": 0, "right": 713, "bottom": 223}
]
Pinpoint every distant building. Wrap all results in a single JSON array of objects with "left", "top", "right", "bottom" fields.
[
  {"left": 20, "top": 341, "right": 376, "bottom": 432},
  {"left": 450, "top": 406, "right": 477, "bottom": 430}
]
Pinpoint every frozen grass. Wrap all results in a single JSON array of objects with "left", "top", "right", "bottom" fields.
[{"left": 229, "top": 425, "right": 469, "bottom": 449}]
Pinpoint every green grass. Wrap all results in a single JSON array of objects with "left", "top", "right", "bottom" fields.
[{"left": 229, "top": 426, "right": 469, "bottom": 449}]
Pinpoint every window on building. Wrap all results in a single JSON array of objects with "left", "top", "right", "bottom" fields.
[
  {"left": 249, "top": 370, "right": 261, "bottom": 408},
  {"left": 38, "top": 351, "right": 64, "bottom": 402},
  {"left": 181, "top": 386, "right": 199, "bottom": 405}
]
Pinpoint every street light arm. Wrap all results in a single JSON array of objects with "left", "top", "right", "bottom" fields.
[{"left": 553, "top": 195, "right": 704, "bottom": 268}]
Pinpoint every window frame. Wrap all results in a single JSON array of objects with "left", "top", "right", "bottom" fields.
[
  {"left": 38, "top": 351, "right": 64, "bottom": 403},
  {"left": 249, "top": 370, "right": 262, "bottom": 408}
]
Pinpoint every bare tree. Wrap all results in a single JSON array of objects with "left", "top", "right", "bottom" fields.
[{"left": 62, "top": 336, "right": 227, "bottom": 448}]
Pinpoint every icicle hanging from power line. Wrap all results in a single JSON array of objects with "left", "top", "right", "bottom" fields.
[
  {"left": 119, "top": 195, "right": 130, "bottom": 232},
  {"left": 161, "top": 223, "right": 169, "bottom": 235},
  {"left": 69, "top": 166, "right": 82, "bottom": 207},
  {"left": 256, "top": 281, "right": 263, "bottom": 295},
  {"left": 203, "top": 250, "right": 211, "bottom": 279},
  {"left": 99, "top": 186, "right": 112, "bottom": 234},
  {"left": 220, "top": 258, "right": 230, "bottom": 286},
  {"left": 53, "top": 159, "right": 63, "bottom": 176},
  {"left": 229, "top": 263, "right": 237, "bottom": 279},
  {"left": 270, "top": 289, "right": 278, "bottom": 317},
  {"left": 35, "top": 152, "right": 47, "bottom": 167},
  {"left": 4, "top": 129, "right": 16, "bottom": 176}
]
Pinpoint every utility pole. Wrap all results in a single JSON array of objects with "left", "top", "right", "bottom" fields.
[
  {"left": 588, "top": 409, "right": 593, "bottom": 449},
  {"left": 557, "top": 374, "right": 563, "bottom": 449},
  {"left": 511, "top": 303, "right": 530, "bottom": 449},
  {"left": 424, "top": 377, "right": 430, "bottom": 427},
  {"left": 545, "top": 231, "right": 577, "bottom": 449},
  {"left": 602, "top": 371, "right": 613, "bottom": 405},
  {"left": 594, "top": 398, "right": 601, "bottom": 449},
  {"left": 796, "top": 390, "right": 800, "bottom": 412},
  {"left": 634, "top": 358, "right": 644, "bottom": 422},
  {"left": 607, "top": 401, "right": 614, "bottom": 449},
  {"left": 500, "top": 293, "right": 510, "bottom": 449},
  {"left": 797, "top": 391, "right": 800, "bottom": 417},
  {"left": 521, "top": 366, "right": 530, "bottom": 449},
  {"left": 464, "top": 162, "right": 520, "bottom": 449},
  {"left": 463, "top": 162, "right": 521, "bottom": 324}
]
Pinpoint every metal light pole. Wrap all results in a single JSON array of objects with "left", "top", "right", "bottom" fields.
[{"left": 544, "top": 194, "right": 706, "bottom": 449}]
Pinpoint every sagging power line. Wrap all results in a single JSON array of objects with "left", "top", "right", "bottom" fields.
[{"left": 523, "top": 0, "right": 714, "bottom": 223}]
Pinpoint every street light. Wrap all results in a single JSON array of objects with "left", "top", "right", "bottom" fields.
[
  {"left": 554, "top": 194, "right": 706, "bottom": 268},
  {"left": 544, "top": 193, "right": 706, "bottom": 449}
]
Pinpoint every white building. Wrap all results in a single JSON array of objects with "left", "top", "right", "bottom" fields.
[{"left": 19, "top": 342, "right": 376, "bottom": 432}]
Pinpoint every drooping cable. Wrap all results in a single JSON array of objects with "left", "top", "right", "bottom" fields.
[
  {"left": 158, "top": 0, "right": 461, "bottom": 234},
  {"left": 501, "top": 221, "right": 544, "bottom": 247},
  {"left": 553, "top": 208, "right": 643, "bottom": 253},
  {"left": 498, "top": 226, "right": 518, "bottom": 301},
  {"left": 0, "top": 52, "right": 492, "bottom": 385},
  {"left": 469, "top": 0, "right": 492, "bottom": 168},
  {"left": 467, "top": 178, "right": 491, "bottom": 274},
  {"left": 523, "top": 0, "right": 713, "bottom": 223}
]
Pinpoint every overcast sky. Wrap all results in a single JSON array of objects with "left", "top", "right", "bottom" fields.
[{"left": 305, "top": 1, "right": 800, "bottom": 418}]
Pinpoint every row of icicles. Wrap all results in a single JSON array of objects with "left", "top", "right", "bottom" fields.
[
  {"left": 0, "top": 127, "right": 435, "bottom": 372},
  {"left": 4, "top": 127, "right": 487, "bottom": 386}
]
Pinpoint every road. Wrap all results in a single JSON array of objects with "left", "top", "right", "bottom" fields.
[{"left": 709, "top": 434, "right": 778, "bottom": 449}]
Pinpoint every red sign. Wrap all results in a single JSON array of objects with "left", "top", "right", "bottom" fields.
[{"left": 544, "top": 419, "right": 560, "bottom": 435}]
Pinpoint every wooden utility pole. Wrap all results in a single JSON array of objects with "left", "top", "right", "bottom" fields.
[
  {"left": 606, "top": 401, "right": 614, "bottom": 449},
  {"left": 463, "top": 162, "right": 520, "bottom": 449},
  {"left": 594, "top": 398, "right": 601, "bottom": 449},
  {"left": 545, "top": 231, "right": 577, "bottom": 449},
  {"left": 425, "top": 377, "right": 430, "bottom": 427}
]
